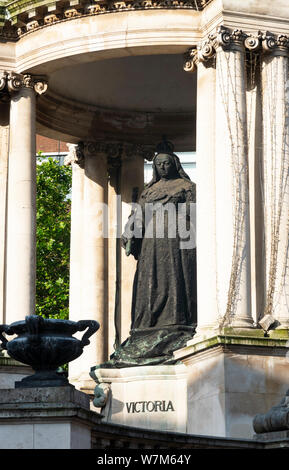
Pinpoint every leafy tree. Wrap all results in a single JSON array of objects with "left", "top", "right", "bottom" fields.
[{"left": 36, "top": 156, "right": 72, "bottom": 319}]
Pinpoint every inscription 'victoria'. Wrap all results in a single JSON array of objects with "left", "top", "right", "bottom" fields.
[{"left": 126, "top": 400, "right": 175, "bottom": 413}]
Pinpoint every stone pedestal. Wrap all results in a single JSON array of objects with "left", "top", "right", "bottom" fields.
[
  {"left": 90, "top": 365, "right": 187, "bottom": 433},
  {"left": 90, "top": 332, "right": 289, "bottom": 439},
  {"left": 174, "top": 331, "right": 289, "bottom": 438},
  {"left": 0, "top": 385, "right": 101, "bottom": 449}
]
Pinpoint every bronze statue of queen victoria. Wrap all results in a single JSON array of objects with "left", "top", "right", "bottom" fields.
[{"left": 102, "top": 141, "right": 197, "bottom": 367}]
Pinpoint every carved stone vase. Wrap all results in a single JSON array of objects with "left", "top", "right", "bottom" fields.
[{"left": 0, "top": 315, "right": 99, "bottom": 388}]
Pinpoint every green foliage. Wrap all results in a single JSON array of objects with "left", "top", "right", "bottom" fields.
[{"left": 36, "top": 156, "right": 72, "bottom": 320}]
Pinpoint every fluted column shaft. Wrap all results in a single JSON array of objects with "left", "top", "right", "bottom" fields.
[
  {"left": 6, "top": 85, "right": 37, "bottom": 323},
  {"left": 184, "top": 27, "right": 255, "bottom": 333},
  {"left": 1, "top": 73, "right": 47, "bottom": 325},
  {"left": 261, "top": 34, "right": 289, "bottom": 327},
  {"left": 81, "top": 145, "right": 108, "bottom": 372},
  {"left": 120, "top": 150, "right": 144, "bottom": 343},
  {"left": 68, "top": 142, "right": 109, "bottom": 385},
  {"left": 194, "top": 60, "right": 218, "bottom": 332},
  {"left": 66, "top": 145, "right": 85, "bottom": 383},
  {"left": 214, "top": 30, "right": 252, "bottom": 327},
  {"left": 107, "top": 155, "right": 122, "bottom": 356},
  {"left": 0, "top": 103, "right": 9, "bottom": 324}
]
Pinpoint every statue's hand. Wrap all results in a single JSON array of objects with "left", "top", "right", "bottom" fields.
[
  {"left": 121, "top": 234, "right": 132, "bottom": 256},
  {"left": 121, "top": 234, "right": 128, "bottom": 249}
]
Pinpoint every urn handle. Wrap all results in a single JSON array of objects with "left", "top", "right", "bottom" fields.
[
  {"left": 0, "top": 324, "right": 14, "bottom": 350},
  {"left": 76, "top": 320, "right": 100, "bottom": 348}
]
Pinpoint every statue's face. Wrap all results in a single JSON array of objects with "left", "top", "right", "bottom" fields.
[{"left": 155, "top": 154, "right": 176, "bottom": 179}]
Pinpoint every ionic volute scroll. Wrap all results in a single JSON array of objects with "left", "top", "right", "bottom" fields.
[
  {"left": 244, "top": 31, "right": 262, "bottom": 52},
  {"left": 262, "top": 31, "right": 289, "bottom": 57},
  {"left": 64, "top": 143, "right": 85, "bottom": 168},
  {"left": 183, "top": 48, "right": 198, "bottom": 73},
  {"left": 184, "top": 26, "right": 264, "bottom": 73},
  {"left": 209, "top": 25, "right": 247, "bottom": 52},
  {"left": 0, "top": 71, "right": 8, "bottom": 92},
  {"left": 0, "top": 71, "right": 48, "bottom": 96}
]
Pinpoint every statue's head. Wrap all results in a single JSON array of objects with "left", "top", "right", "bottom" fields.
[
  {"left": 154, "top": 153, "right": 178, "bottom": 180},
  {"left": 146, "top": 137, "right": 192, "bottom": 188}
]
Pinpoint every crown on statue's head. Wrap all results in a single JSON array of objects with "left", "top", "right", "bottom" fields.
[{"left": 156, "top": 136, "right": 175, "bottom": 154}]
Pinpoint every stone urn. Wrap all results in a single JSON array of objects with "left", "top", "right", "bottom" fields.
[{"left": 0, "top": 315, "right": 99, "bottom": 388}]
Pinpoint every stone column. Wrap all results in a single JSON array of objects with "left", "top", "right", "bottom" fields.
[
  {"left": 0, "top": 101, "right": 9, "bottom": 324},
  {"left": 76, "top": 142, "right": 108, "bottom": 386},
  {"left": 246, "top": 44, "right": 264, "bottom": 325},
  {"left": 65, "top": 144, "right": 85, "bottom": 323},
  {"left": 184, "top": 48, "right": 218, "bottom": 336},
  {"left": 65, "top": 144, "right": 85, "bottom": 384},
  {"left": 120, "top": 146, "right": 145, "bottom": 343},
  {"left": 107, "top": 149, "right": 122, "bottom": 357},
  {"left": 185, "top": 27, "right": 255, "bottom": 333},
  {"left": 5, "top": 73, "right": 47, "bottom": 324},
  {"left": 261, "top": 34, "right": 289, "bottom": 328},
  {"left": 213, "top": 27, "right": 253, "bottom": 328}
]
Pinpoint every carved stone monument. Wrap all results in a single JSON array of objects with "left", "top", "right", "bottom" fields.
[
  {"left": 94, "top": 140, "right": 197, "bottom": 369},
  {"left": 90, "top": 140, "right": 196, "bottom": 431}
]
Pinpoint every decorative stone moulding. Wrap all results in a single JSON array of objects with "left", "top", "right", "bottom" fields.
[
  {"left": 184, "top": 27, "right": 289, "bottom": 73},
  {"left": 184, "top": 26, "right": 265, "bottom": 73},
  {"left": 64, "top": 143, "right": 85, "bottom": 168},
  {"left": 64, "top": 141, "right": 154, "bottom": 168},
  {"left": 0, "top": 71, "right": 48, "bottom": 97},
  {"left": 262, "top": 31, "right": 289, "bottom": 56},
  {"left": 43, "top": 13, "right": 60, "bottom": 24},
  {"left": 0, "top": 0, "right": 213, "bottom": 38}
]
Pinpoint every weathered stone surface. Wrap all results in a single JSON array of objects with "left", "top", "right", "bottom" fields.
[
  {"left": 175, "top": 336, "right": 289, "bottom": 438},
  {"left": 0, "top": 385, "right": 90, "bottom": 409},
  {"left": 0, "top": 386, "right": 102, "bottom": 449},
  {"left": 91, "top": 364, "right": 187, "bottom": 433},
  {"left": 0, "top": 355, "right": 33, "bottom": 389}
]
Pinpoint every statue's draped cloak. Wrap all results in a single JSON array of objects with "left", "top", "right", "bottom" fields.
[
  {"left": 98, "top": 170, "right": 197, "bottom": 368},
  {"left": 131, "top": 178, "right": 197, "bottom": 330}
]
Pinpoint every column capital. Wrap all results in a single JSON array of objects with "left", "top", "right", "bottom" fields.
[
  {"left": 123, "top": 143, "right": 155, "bottom": 161},
  {"left": 184, "top": 27, "right": 289, "bottom": 73},
  {"left": 78, "top": 140, "right": 155, "bottom": 162},
  {"left": 262, "top": 32, "right": 289, "bottom": 57},
  {"left": 0, "top": 71, "right": 48, "bottom": 98},
  {"left": 209, "top": 26, "right": 247, "bottom": 52},
  {"left": 64, "top": 143, "right": 85, "bottom": 168},
  {"left": 183, "top": 48, "right": 199, "bottom": 74},
  {"left": 184, "top": 26, "right": 262, "bottom": 72}
]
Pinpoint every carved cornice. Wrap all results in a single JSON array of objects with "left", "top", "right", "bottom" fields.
[
  {"left": 184, "top": 27, "right": 289, "bottom": 73},
  {"left": 68, "top": 141, "right": 155, "bottom": 170},
  {"left": 0, "top": 0, "right": 213, "bottom": 40},
  {"left": 123, "top": 143, "right": 155, "bottom": 161},
  {"left": 0, "top": 71, "right": 48, "bottom": 98}
]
